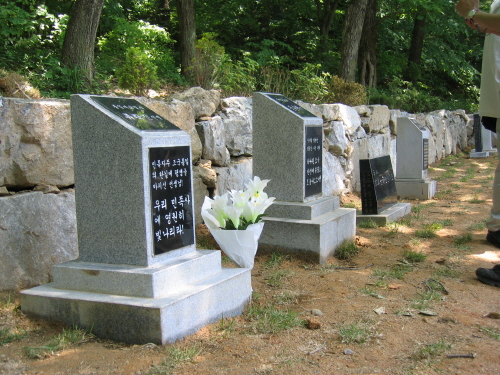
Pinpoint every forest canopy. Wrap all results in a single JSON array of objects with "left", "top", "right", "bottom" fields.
[{"left": 0, "top": 0, "right": 489, "bottom": 113}]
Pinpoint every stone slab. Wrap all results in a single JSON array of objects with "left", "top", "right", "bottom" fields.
[
  {"left": 21, "top": 267, "right": 251, "bottom": 345},
  {"left": 52, "top": 250, "right": 221, "bottom": 298},
  {"left": 470, "top": 149, "right": 497, "bottom": 158},
  {"left": 260, "top": 208, "right": 356, "bottom": 264},
  {"left": 395, "top": 180, "right": 437, "bottom": 200},
  {"left": 265, "top": 196, "right": 340, "bottom": 220},
  {"left": 356, "top": 202, "right": 411, "bottom": 226}
]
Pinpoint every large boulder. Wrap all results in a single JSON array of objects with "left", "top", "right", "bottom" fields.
[
  {"left": 0, "top": 191, "right": 78, "bottom": 291},
  {"left": 219, "top": 97, "right": 253, "bottom": 157},
  {"left": 0, "top": 98, "right": 74, "bottom": 188},
  {"left": 171, "top": 87, "right": 221, "bottom": 119},
  {"left": 213, "top": 157, "right": 253, "bottom": 195},
  {"left": 195, "top": 116, "right": 231, "bottom": 167}
]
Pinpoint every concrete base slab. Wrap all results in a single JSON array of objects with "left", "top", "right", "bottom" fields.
[
  {"left": 21, "top": 249, "right": 252, "bottom": 344},
  {"left": 470, "top": 149, "right": 497, "bottom": 158},
  {"left": 396, "top": 179, "right": 437, "bottom": 200},
  {"left": 357, "top": 202, "right": 412, "bottom": 226},
  {"left": 260, "top": 207, "right": 356, "bottom": 264}
]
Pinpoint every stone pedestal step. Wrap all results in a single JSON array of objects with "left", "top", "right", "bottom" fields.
[
  {"left": 53, "top": 250, "right": 222, "bottom": 298},
  {"left": 21, "top": 267, "right": 251, "bottom": 345},
  {"left": 261, "top": 207, "right": 356, "bottom": 264}
]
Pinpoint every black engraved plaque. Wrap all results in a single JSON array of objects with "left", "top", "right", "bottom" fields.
[
  {"left": 422, "top": 138, "right": 429, "bottom": 170},
  {"left": 474, "top": 113, "right": 482, "bottom": 152},
  {"left": 91, "top": 96, "right": 179, "bottom": 131},
  {"left": 267, "top": 94, "right": 318, "bottom": 118},
  {"left": 305, "top": 126, "right": 323, "bottom": 197},
  {"left": 360, "top": 156, "right": 397, "bottom": 215},
  {"left": 149, "top": 146, "right": 194, "bottom": 255}
]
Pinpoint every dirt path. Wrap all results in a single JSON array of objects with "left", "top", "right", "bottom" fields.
[{"left": 2, "top": 153, "right": 500, "bottom": 375}]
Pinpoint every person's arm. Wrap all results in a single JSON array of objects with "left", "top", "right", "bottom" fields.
[{"left": 456, "top": 0, "right": 500, "bottom": 34}]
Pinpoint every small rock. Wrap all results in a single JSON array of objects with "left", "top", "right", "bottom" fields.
[
  {"left": 419, "top": 310, "right": 438, "bottom": 316},
  {"left": 33, "top": 184, "right": 60, "bottom": 194},
  {"left": 305, "top": 318, "right": 321, "bottom": 330},
  {"left": 344, "top": 349, "right": 354, "bottom": 355},
  {"left": 374, "top": 307, "right": 386, "bottom": 315},
  {"left": 387, "top": 283, "right": 401, "bottom": 290},
  {"left": 0, "top": 186, "right": 9, "bottom": 196},
  {"left": 311, "top": 309, "right": 323, "bottom": 316},
  {"left": 484, "top": 312, "right": 500, "bottom": 319}
]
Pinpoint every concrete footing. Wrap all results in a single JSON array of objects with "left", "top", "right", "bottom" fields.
[
  {"left": 396, "top": 179, "right": 437, "bottom": 200},
  {"left": 21, "top": 250, "right": 252, "bottom": 344},
  {"left": 356, "top": 202, "right": 412, "bottom": 226},
  {"left": 259, "top": 197, "right": 356, "bottom": 264}
]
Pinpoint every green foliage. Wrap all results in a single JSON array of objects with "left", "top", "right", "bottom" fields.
[
  {"left": 216, "top": 54, "right": 259, "bottom": 97},
  {"left": 369, "top": 77, "right": 477, "bottom": 113},
  {"left": 412, "top": 340, "right": 451, "bottom": 364},
  {"left": 117, "top": 47, "right": 158, "bottom": 96},
  {"left": 335, "top": 240, "right": 361, "bottom": 261},
  {"left": 403, "top": 249, "right": 427, "bottom": 263},
  {"left": 245, "top": 303, "right": 303, "bottom": 334},
  {"left": 24, "top": 327, "right": 93, "bottom": 359},
  {"left": 326, "top": 75, "right": 367, "bottom": 106},
  {"left": 192, "top": 33, "right": 226, "bottom": 89},
  {"left": 338, "top": 321, "right": 374, "bottom": 344},
  {"left": 97, "top": 18, "right": 180, "bottom": 84}
]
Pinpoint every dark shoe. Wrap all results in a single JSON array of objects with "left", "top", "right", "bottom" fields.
[
  {"left": 476, "top": 265, "right": 500, "bottom": 287},
  {"left": 486, "top": 230, "right": 500, "bottom": 248}
]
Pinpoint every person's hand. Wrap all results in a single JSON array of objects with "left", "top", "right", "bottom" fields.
[{"left": 455, "top": 0, "right": 480, "bottom": 18}]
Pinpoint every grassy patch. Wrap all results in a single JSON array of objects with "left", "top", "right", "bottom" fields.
[
  {"left": 24, "top": 327, "right": 94, "bottom": 359},
  {"left": 338, "top": 321, "right": 374, "bottom": 344},
  {"left": 357, "top": 219, "right": 379, "bottom": 228},
  {"left": 264, "top": 252, "right": 289, "bottom": 269},
  {"left": 335, "top": 240, "right": 361, "bottom": 261},
  {"left": 433, "top": 267, "right": 460, "bottom": 279},
  {"left": 454, "top": 233, "right": 473, "bottom": 246},
  {"left": 245, "top": 303, "right": 303, "bottom": 334},
  {"left": 468, "top": 222, "right": 486, "bottom": 231},
  {"left": 265, "top": 269, "right": 294, "bottom": 287},
  {"left": 480, "top": 326, "right": 500, "bottom": 340},
  {"left": 415, "top": 228, "right": 437, "bottom": 239},
  {"left": 373, "top": 263, "right": 413, "bottom": 280},
  {"left": 403, "top": 249, "right": 427, "bottom": 263},
  {"left": 440, "top": 219, "right": 454, "bottom": 227},
  {"left": 412, "top": 340, "right": 452, "bottom": 365},
  {"left": 411, "top": 290, "right": 444, "bottom": 310},
  {"left": 434, "top": 189, "right": 453, "bottom": 200},
  {"left": 415, "top": 223, "right": 442, "bottom": 239},
  {"left": 148, "top": 344, "right": 202, "bottom": 374},
  {"left": 469, "top": 195, "right": 485, "bottom": 204},
  {"left": 0, "top": 328, "right": 27, "bottom": 346}
]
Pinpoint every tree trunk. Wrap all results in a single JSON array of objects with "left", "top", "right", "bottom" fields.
[
  {"left": 338, "top": 0, "right": 369, "bottom": 82},
  {"left": 177, "top": 0, "right": 196, "bottom": 82},
  {"left": 358, "top": 0, "right": 377, "bottom": 88},
  {"left": 61, "top": 0, "right": 104, "bottom": 83},
  {"left": 315, "top": 0, "right": 340, "bottom": 57},
  {"left": 404, "top": 13, "right": 426, "bottom": 82}
]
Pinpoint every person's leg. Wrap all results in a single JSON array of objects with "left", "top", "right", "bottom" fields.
[{"left": 486, "top": 119, "right": 500, "bottom": 246}]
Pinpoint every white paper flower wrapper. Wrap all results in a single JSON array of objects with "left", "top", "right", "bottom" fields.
[
  {"left": 201, "top": 197, "right": 263, "bottom": 269},
  {"left": 207, "top": 222, "right": 264, "bottom": 269}
]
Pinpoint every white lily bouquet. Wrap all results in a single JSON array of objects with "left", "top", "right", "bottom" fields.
[{"left": 201, "top": 176, "right": 275, "bottom": 268}]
